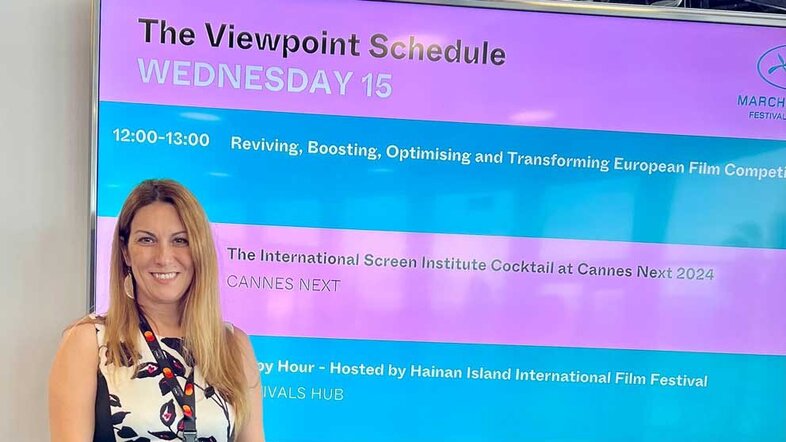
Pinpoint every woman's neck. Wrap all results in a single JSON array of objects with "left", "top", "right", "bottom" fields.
[{"left": 138, "top": 301, "right": 182, "bottom": 337}]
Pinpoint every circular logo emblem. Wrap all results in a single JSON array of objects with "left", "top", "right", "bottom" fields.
[{"left": 758, "top": 45, "right": 786, "bottom": 90}]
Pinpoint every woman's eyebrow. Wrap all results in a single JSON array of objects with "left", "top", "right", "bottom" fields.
[{"left": 132, "top": 230, "right": 188, "bottom": 236}]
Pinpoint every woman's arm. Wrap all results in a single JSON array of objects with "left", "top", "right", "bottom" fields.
[
  {"left": 48, "top": 322, "right": 99, "bottom": 442},
  {"left": 232, "top": 327, "right": 265, "bottom": 442}
]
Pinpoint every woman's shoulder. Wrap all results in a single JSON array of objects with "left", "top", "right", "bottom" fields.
[
  {"left": 60, "top": 314, "right": 108, "bottom": 346},
  {"left": 223, "top": 323, "right": 259, "bottom": 386},
  {"left": 56, "top": 315, "right": 103, "bottom": 357},
  {"left": 68, "top": 313, "right": 105, "bottom": 332},
  {"left": 73, "top": 313, "right": 106, "bottom": 332},
  {"left": 224, "top": 322, "right": 255, "bottom": 360},
  {"left": 224, "top": 321, "right": 250, "bottom": 343}
]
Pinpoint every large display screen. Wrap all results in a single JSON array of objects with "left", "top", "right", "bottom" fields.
[{"left": 94, "top": 0, "right": 786, "bottom": 439}]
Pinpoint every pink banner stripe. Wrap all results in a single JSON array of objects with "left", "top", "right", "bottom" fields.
[
  {"left": 96, "top": 217, "right": 786, "bottom": 356},
  {"left": 99, "top": 0, "right": 786, "bottom": 141}
]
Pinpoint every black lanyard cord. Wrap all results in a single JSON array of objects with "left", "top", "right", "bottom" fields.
[{"left": 138, "top": 312, "right": 197, "bottom": 442}]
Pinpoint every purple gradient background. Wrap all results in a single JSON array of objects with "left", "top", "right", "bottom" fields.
[
  {"left": 96, "top": 217, "right": 786, "bottom": 356},
  {"left": 99, "top": 0, "right": 786, "bottom": 140}
]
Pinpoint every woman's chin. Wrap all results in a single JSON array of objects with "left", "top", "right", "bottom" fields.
[{"left": 137, "top": 289, "right": 188, "bottom": 305}]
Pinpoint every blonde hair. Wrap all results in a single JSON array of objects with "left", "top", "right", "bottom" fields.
[{"left": 100, "top": 179, "right": 249, "bottom": 429}]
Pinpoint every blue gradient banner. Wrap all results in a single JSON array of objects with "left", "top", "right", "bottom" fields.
[
  {"left": 99, "top": 101, "right": 786, "bottom": 249},
  {"left": 251, "top": 336, "right": 786, "bottom": 442}
]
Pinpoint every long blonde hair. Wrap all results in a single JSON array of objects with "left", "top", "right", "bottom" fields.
[{"left": 100, "top": 179, "right": 249, "bottom": 429}]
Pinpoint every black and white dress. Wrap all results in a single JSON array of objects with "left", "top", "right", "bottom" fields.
[{"left": 92, "top": 318, "right": 236, "bottom": 442}]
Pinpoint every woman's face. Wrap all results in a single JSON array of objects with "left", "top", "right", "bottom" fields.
[{"left": 124, "top": 201, "right": 195, "bottom": 306}]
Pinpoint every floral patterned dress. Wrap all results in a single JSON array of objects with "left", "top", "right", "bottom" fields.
[{"left": 92, "top": 319, "right": 235, "bottom": 442}]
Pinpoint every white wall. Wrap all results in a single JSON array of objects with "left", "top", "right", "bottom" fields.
[{"left": 0, "top": 0, "right": 92, "bottom": 438}]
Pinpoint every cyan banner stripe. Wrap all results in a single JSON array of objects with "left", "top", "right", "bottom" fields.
[
  {"left": 252, "top": 335, "right": 786, "bottom": 441},
  {"left": 97, "top": 101, "right": 786, "bottom": 248}
]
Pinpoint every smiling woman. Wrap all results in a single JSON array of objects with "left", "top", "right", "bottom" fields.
[{"left": 48, "top": 179, "right": 265, "bottom": 442}]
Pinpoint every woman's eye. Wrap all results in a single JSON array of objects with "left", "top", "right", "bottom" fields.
[
  {"left": 138, "top": 236, "right": 154, "bottom": 244},
  {"left": 173, "top": 237, "right": 189, "bottom": 246}
]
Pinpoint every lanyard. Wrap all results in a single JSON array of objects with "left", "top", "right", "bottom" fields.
[{"left": 138, "top": 313, "right": 197, "bottom": 442}]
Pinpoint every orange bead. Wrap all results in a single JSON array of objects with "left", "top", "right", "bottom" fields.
[
  {"left": 163, "top": 367, "right": 173, "bottom": 378},
  {"left": 185, "top": 384, "right": 193, "bottom": 396},
  {"left": 144, "top": 331, "right": 155, "bottom": 342},
  {"left": 183, "top": 405, "right": 192, "bottom": 417}
]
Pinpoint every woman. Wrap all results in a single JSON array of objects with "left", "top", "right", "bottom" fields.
[{"left": 49, "top": 179, "right": 264, "bottom": 442}]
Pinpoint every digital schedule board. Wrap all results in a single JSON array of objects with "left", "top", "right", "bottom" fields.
[{"left": 92, "top": 0, "right": 786, "bottom": 440}]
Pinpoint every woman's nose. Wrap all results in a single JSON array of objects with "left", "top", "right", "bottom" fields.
[{"left": 154, "top": 243, "right": 174, "bottom": 265}]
